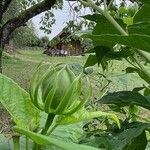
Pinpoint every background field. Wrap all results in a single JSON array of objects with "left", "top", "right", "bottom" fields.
[{"left": 3, "top": 48, "right": 148, "bottom": 94}]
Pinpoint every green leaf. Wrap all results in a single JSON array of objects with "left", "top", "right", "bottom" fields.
[
  {"left": 0, "top": 74, "right": 39, "bottom": 129},
  {"left": 82, "top": 14, "right": 104, "bottom": 22},
  {"left": 14, "top": 126, "right": 100, "bottom": 150},
  {"left": 99, "top": 91, "right": 150, "bottom": 110},
  {"left": 84, "top": 46, "right": 111, "bottom": 68},
  {"left": 139, "top": 0, "right": 150, "bottom": 4},
  {"left": 132, "top": 86, "right": 145, "bottom": 92},
  {"left": 51, "top": 123, "right": 83, "bottom": 143},
  {"left": 84, "top": 34, "right": 150, "bottom": 52},
  {"left": 134, "top": 4, "right": 150, "bottom": 23},
  {"left": 144, "top": 87, "right": 150, "bottom": 96},
  {"left": 82, "top": 122, "right": 149, "bottom": 150},
  {"left": 55, "top": 108, "right": 120, "bottom": 128},
  {"left": 83, "top": 14, "right": 125, "bottom": 35},
  {"left": 40, "top": 113, "right": 83, "bottom": 144},
  {"left": 106, "top": 47, "right": 134, "bottom": 59},
  {"left": 128, "top": 22, "right": 150, "bottom": 36},
  {"left": 128, "top": 4, "right": 150, "bottom": 35},
  {"left": 94, "top": 46, "right": 110, "bottom": 66},
  {"left": 84, "top": 55, "right": 97, "bottom": 68}
]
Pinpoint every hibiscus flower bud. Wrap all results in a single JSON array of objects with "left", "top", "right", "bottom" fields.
[{"left": 30, "top": 64, "right": 91, "bottom": 115}]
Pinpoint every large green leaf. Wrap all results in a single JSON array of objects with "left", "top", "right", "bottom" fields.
[
  {"left": 81, "top": 122, "right": 149, "bottom": 150},
  {"left": 99, "top": 91, "right": 150, "bottom": 110},
  {"left": 40, "top": 113, "right": 84, "bottom": 149},
  {"left": 51, "top": 123, "right": 83, "bottom": 143},
  {"left": 55, "top": 108, "right": 120, "bottom": 128},
  {"left": 83, "top": 14, "right": 125, "bottom": 35},
  {"left": 46, "top": 123, "right": 84, "bottom": 150},
  {"left": 128, "top": 22, "right": 150, "bottom": 36},
  {"left": 14, "top": 126, "right": 100, "bottom": 150},
  {"left": 134, "top": 4, "right": 150, "bottom": 23},
  {"left": 128, "top": 4, "right": 150, "bottom": 36},
  {"left": 139, "top": 0, "right": 150, "bottom": 4},
  {"left": 84, "top": 34, "right": 150, "bottom": 52},
  {"left": 0, "top": 74, "right": 39, "bottom": 129}
]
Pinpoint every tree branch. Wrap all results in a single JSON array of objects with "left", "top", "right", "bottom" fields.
[
  {"left": 0, "top": 0, "right": 12, "bottom": 23},
  {"left": 3, "top": 0, "right": 12, "bottom": 14},
  {"left": 1, "top": 0, "right": 57, "bottom": 43}
]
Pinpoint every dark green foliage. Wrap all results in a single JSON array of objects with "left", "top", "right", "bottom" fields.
[
  {"left": 84, "top": 34, "right": 150, "bottom": 53},
  {"left": 83, "top": 14, "right": 125, "bottom": 35},
  {"left": 80, "top": 122, "right": 149, "bottom": 150},
  {"left": 84, "top": 55, "right": 97, "bottom": 68},
  {"left": 99, "top": 91, "right": 150, "bottom": 110},
  {"left": 10, "top": 25, "right": 41, "bottom": 48},
  {"left": 134, "top": 4, "right": 150, "bottom": 22},
  {"left": 81, "top": 1, "right": 150, "bottom": 150}
]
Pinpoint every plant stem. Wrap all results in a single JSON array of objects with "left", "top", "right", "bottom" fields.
[
  {"left": 13, "top": 136, "right": 20, "bottom": 150},
  {"left": 47, "top": 123, "right": 58, "bottom": 135},
  {"left": 33, "top": 113, "right": 55, "bottom": 150},
  {"left": 26, "top": 136, "right": 29, "bottom": 150},
  {"left": 41, "top": 113, "right": 55, "bottom": 135}
]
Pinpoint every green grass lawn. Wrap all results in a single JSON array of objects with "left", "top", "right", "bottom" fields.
[
  {"left": 3, "top": 49, "right": 87, "bottom": 90},
  {"left": 3, "top": 48, "right": 148, "bottom": 94}
]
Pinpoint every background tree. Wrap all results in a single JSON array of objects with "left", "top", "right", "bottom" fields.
[
  {"left": 40, "top": 36, "right": 50, "bottom": 47},
  {"left": 11, "top": 23, "right": 42, "bottom": 48},
  {"left": 0, "top": 0, "right": 59, "bottom": 72}
]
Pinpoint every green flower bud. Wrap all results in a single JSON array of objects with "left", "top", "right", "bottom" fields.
[{"left": 30, "top": 64, "right": 91, "bottom": 115}]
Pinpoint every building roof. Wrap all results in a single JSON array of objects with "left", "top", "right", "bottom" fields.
[{"left": 48, "top": 28, "right": 81, "bottom": 48}]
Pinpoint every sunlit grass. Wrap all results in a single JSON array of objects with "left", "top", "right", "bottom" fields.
[{"left": 3, "top": 48, "right": 148, "bottom": 93}]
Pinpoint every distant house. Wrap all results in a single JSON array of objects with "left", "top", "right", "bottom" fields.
[{"left": 44, "top": 30, "right": 85, "bottom": 56}]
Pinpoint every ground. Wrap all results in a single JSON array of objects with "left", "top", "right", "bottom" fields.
[{"left": 3, "top": 48, "right": 147, "bottom": 92}]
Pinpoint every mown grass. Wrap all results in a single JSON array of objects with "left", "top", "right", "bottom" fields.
[
  {"left": 3, "top": 48, "right": 147, "bottom": 93},
  {"left": 14, "top": 49, "right": 86, "bottom": 64},
  {"left": 3, "top": 49, "right": 87, "bottom": 90}
]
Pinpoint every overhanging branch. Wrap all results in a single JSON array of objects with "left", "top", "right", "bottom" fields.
[
  {"left": 3, "top": 0, "right": 12, "bottom": 14},
  {"left": 2, "top": 0, "right": 56, "bottom": 42},
  {"left": 0, "top": 0, "right": 12, "bottom": 22}
]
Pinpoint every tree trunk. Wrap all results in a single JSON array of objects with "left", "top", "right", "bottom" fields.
[
  {"left": 0, "top": 48, "right": 2, "bottom": 73},
  {"left": 0, "top": 37, "right": 3, "bottom": 73},
  {"left": 0, "top": 34, "right": 4, "bottom": 73}
]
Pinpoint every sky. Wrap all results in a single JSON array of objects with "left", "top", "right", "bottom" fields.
[
  {"left": 32, "top": 0, "right": 131, "bottom": 40},
  {"left": 32, "top": 1, "right": 91, "bottom": 40}
]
